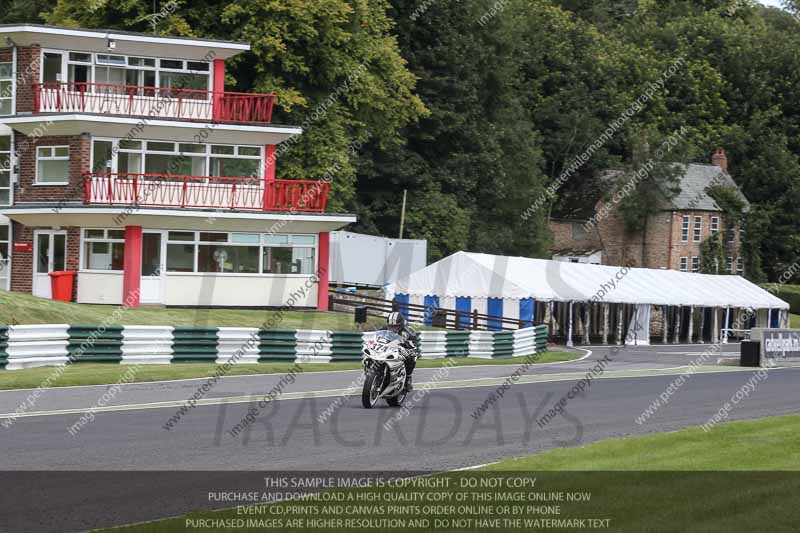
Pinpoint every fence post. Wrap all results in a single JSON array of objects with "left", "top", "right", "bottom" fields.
[{"left": 472, "top": 309, "right": 479, "bottom": 330}]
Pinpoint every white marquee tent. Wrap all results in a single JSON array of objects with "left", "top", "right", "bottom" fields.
[{"left": 385, "top": 252, "right": 789, "bottom": 345}]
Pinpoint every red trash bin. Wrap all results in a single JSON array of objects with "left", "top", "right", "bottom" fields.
[{"left": 49, "top": 271, "right": 77, "bottom": 302}]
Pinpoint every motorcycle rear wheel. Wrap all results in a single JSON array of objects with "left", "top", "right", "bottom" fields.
[
  {"left": 386, "top": 390, "right": 407, "bottom": 407},
  {"left": 362, "top": 368, "right": 384, "bottom": 409}
]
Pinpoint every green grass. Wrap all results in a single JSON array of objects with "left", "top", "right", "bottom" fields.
[
  {"left": 791, "top": 313, "right": 799, "bottom": 328},
  {"left": 0, "top": 290, "right": 385, "bottom": 330},
  {"left": 0, "top": 352, "right": 576, "bottom": 390},
  {"left": 105, "top": 415, "right": 800, "bottom": 533},
  {"left": 485, "top": 413, "right": 800, "bottom": 471}
]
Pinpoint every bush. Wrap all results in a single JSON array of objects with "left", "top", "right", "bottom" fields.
[{"left": 763, "top": 284, "right": 800, "bottom": 314}]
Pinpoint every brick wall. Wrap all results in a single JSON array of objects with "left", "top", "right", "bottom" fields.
[
  {"left": 14, "top": 133, "right": 90, "bottom": 204},
  {"left": 669, "top": 211, "right": 742, "bottom": 272},
  {"left": 15, "top": 46, "right": 41, "bottom": 114},
  {"left": 10, "top": 222, "right": 81, "bottom": 300},
  {"left": 548, "top": 219, "right": 602, "bottom": 252}
]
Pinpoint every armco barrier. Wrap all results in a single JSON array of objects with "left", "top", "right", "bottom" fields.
[
  {"left": 216, "top": 327, "right": 260, "bottom": 365},
  {"left": 0, "top": 326, "right": 8, "bottom": 369},
  {"left": 5, "top": 325, "right": 70, "bottom": 370},
  {"left": 121, "top": 326, "right": 173, "bottom": 364},
  {"left": 0, "top": 325, "right": 549, "bottom": 370},
  {"left": 68, "top": 324, "right": 124, "bottom": 363},
  {"left": 258, "top": 329, "right": 298, "bottom": 362}
]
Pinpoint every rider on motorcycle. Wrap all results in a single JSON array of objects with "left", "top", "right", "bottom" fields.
[{"left": 385, "top": 312, "right": 420, "bottom": 391}]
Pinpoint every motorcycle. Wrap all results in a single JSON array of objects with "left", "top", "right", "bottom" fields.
[{"left": 361, "top": 330, "right": 412, "bottom": 408}]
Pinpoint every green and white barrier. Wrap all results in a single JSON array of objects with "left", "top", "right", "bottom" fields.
[{"left": 0, "top": 325, "right": 549, "bottom": 370}]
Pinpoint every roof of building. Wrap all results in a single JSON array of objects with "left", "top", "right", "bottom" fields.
[
  {"left": 551, "top": 248, "right": 602, "bottom": 257},
  {"left": 600, "top": 163, "right": 750, "bottom": 213}
]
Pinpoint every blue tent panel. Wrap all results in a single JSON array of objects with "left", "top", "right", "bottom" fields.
[
  {"left": 423, "top": 295, "right": 439, "bottom": 327},
  {"left": 487, "top": 298, "right": 504, "bottom": 331},
  {"left": 455, "top": 297, "right": 472, "bottom": 329},
  {"left": 520, "top": 298, "right": 535, "bottom": 328},
  {"left": 770, "top": 309, "right": 780, "bottom": 328},
  {"left": 394, "top": 294, "right": 410, "bottom": 320}
]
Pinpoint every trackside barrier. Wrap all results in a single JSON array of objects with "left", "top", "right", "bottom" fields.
[
  {"left": 0, "top": 325, "right": 549, "bottom": 369},
  {"left": 216, "top": 328, "right": 260, "bottom": 365},
  {"left": 5, "top": 325, "right": 70, "bottom": 370},
  {"left": 172, "top": 327, "right": 219, "bottom": 363},
  {"left": 419, "top": 331, "right": 447, "bottom": 359},
  {"left": 258, "top": 329, "right": 297, "bottom": 362},
  {"left": 68, "top": 325, "right": 124, "bottom": 363},
  {"left": 0, "top": 326, "right": 8, "bottom": 369},
  {"left": 121, "top": 326, "right": 174, "bottom": 365}
]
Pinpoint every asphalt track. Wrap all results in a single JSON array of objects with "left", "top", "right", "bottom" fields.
[{"left": 1, "top": 344, "right": 798, "bottom": 532}]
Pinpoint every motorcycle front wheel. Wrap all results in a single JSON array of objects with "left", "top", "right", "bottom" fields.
[
  {"left": 362, "top": 367, "right": 384, "bottom": 409},
  {"left": 386, "top": 390, "right": 407, "bottom": 407}
]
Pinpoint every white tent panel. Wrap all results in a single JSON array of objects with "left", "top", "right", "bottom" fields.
[{"left": 386, "top": 252, "right": 788, "bottom": 310}]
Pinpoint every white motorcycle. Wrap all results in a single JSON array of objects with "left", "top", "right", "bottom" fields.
[{"left": 361, "top": 330, "right": 412, "bottom": 408}]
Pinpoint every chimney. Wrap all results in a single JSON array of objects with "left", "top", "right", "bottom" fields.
[{"left": 711, "top": 148, "right": 728, "bottom": 173}]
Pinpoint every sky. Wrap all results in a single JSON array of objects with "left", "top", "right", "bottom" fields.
[{"left": 758, "top": 0, "right": 785, "bottom": 8}]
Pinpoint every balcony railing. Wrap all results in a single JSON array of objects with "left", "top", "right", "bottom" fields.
[
  {"left": 33, "top": 82, "right": 275, "bottom": 124},
  {"left": 84, "top": 173, "right": 329, "bottom": 212}
]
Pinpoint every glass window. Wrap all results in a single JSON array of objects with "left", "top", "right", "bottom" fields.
[
  {"left": 83, "top": 229, "right": 125, "bottom": 271},
  {"left": 231, "top": 233, "right": 260, "bottom": 244},
  {"left": 199, "top": 232, "right": 227, "bottom": 242},
  {"left": 69, "top": 52, "right": 91, "bottom": 63},
  {"left": 210, "top": 157, "right": 259, "bottom": 178},
  {"left": 37, "top": 145, "right": 70, "bottom": 184},
  {"left": 211, "top": 145, "right": 235, "bottom": 155},
  {"left": 691, "top": 257, "right": 699, "bottom": 273},
  {"left": 263, "top": 246, "right": 314, "bottom": 274},
  {"left": 693, "top": 216, "right": 702, "bottom": 242},
  {"left": 679, "top": 257, "right": 688, "bottom": 272},
  {"left": 238, "top": 146, "right": 261, "bottom": 157},
  {"left": 179, "top": 143, "right": 206, "bottom": 153},
  {"left": 265, "top": 235, "right": 289, "bottom": 245},
  {"left": 198, "top": 244, "right": 259, "bottom": 273},
  {"left": 167, "top": 243, "right": 195, "bottom": 272},
  {"left": 92, "top": 140, "right": 113, "bottom": 173},
  {"left": 0, "top": 62, "right": 11, "bottom": 116},
  {"left": 160, "top": 59, "right": 183, "bottom": 70},
  {"left": 168, "top": 231, "right": 194, "bottom": 241},
  {"left": 120, "top": 140, "right": 142, "bottom": 150},
  {"left": 186, "top": 61, "right": 210, "bottom": 72},
  {"left": 0, "top": 136, "right": 10, "bottom": 206},
  {"left": 147, "top": 141, "right": 175, "bottom": 152},
  {"left": 97, "top": 54, "right": 127, "bottom": 66},
  {"left": 681, "top": 216, "right": 690, "bottom": 242}
]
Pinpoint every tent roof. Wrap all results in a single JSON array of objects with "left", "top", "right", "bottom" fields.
[{"left": 386, "top": 252, "right": 789, "bottom": 310}]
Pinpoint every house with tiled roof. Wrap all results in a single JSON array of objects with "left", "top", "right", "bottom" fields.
[{"left": 549, "top": 149, "right": 749, "bottom": 274}]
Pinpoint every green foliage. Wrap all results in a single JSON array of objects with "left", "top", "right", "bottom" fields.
[
  {"left": 699, "top": 233, "right": 727, "bottom": 275},
  {"left": 763, "top": 284, "right": 800, "bottom": 314},
  {"left": 707, "top": 185, "right": 747, "bottom": 221}
]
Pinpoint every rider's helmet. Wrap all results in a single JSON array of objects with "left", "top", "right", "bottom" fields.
[{"left": 386, "top": 312, "right": 406, "bottom": 334}]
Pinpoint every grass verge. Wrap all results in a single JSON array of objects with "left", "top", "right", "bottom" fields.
[
  {"left": 105, "top": 415, "right": 800, "bottom": 533},
  {"left": 0, "top": 352, "right": 576, "bottom": 390}
]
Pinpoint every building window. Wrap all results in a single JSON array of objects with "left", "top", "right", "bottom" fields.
[
  {"left": 0, "top": 62, "right": 11, "bottom": 115},
  {"left": 36, "top": 146, "right": 70, "bottom": 184},
  {"left": 725, "top": 220, "right": 736, "bottom": 244},
  {"left": 166, "top": 232, "right": 316, "bottom": 275},
  {"left": 680, "top": 257, "right": 688, "bottom": 272},
  {"left": 691, "top": 256, "right": 699, "bottom": 273},
  {"left": 0, "top": 135, "right": 10, "bottom": 205},
  {"left": 681, "top": 216, "right": 690, "bottom": 242},
  {"left": 736, "top": 257, "right": 744, "bottom": 276},
  {"left": 727, "top": 256, "right": 734, "bottom": 274},
  {"left": 693, "top": 215, "right": 702, "bottom": 242},
  {"left": 92, "top": 139, "right": 262, "bottom": 178},
  {"left": 710, "top": 216, "right": 719, "bottom": 235},
  {"left": 82, "top": 229, "right": 125, "bottom": 271}
]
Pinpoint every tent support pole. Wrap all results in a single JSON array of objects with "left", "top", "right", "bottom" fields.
[
  {"left": 698, "top": 307, "right": 705, "bottom": 344},
  {"left": 583, "top": 303, "right": 591, "bottom": 345},
  {"left": 548, "top": 301, "right": 555, "bottom": 337},
  {"left": 673, "top": 306, "right": 681, "bottom": 344},
  {"left": 615, "top": 304, "right": 623, "bottom": 345},
  {"left": 602, "top": 304, "right": 609, "bottom": 345},
  {"left": 712, "top": 308, "right": 719, "bottom": 344},
  {"left": 662, "top": 306, "right": 668, "bottom": 345},
  {"left": 567, "top": 302, "right": 574, "bottom": 348},
  {"left": 687, "top": 306, "right": 694, "bottom": 344},
  {"left": 722, "top": 306, "right": 731, "bottom": 343}
]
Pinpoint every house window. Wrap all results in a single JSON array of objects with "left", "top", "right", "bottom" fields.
[
  {"left": 92, "top": 139, "right": 263, "bottom": 178},
  {"left": 693, "top": 216, "right": 702, "bottom": 242},
  {"left": 679, "top": 257, "right": 688, "bottom": 272},
  {"left": 82, "top": 229, "right": 125, "bottom": 271},
  {"left": 691, "top": 256, "right": 699, "bottom": 273},
  {"left": 165, "top": 232, "right": 316, "bottom": 275},
  {"left": 681, "top": 216, "right": 690, "bottom": 242},
  {"left": 736, "top": 257, "right": 744, "bottom": 276},
  {"left": 36, "top": 146, "right": 70, "bottom": 184},
  {"left": 0, "top": 135, "right": 10, "bottom": 205},
  {"left": 0, "top": 62, "right": 11, "bottom": 115},
  {"left": 710, "top": 216, "right": 719, "bottom": 235},
  {"left": 725, "top": 220, "right": 736, "bottom": 244},
  {"left": 727, "top": 256, "right": 734, "bottom": 274}
]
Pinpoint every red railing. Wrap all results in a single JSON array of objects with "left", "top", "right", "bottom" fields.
[
  {"left": 83, "top": 173, "right": 329, "bottom": 212},
  {"left": 33, "top": 82, "right": 275, "bottom": 124}
]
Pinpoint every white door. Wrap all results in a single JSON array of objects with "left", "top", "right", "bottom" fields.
[
  {"left": 140, "top": 231, "right": 166, "bottom": 304},
  {"left": 0, "top": 223, "right": 9, "bottom": 291},
  {"left": 33, "top": 230, "right": 67, "bottom": 298}
]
